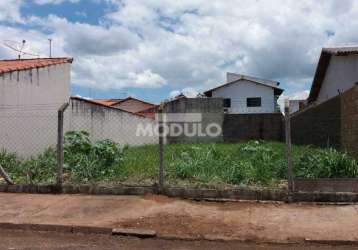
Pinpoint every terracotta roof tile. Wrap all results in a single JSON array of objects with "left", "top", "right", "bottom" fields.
[
  {"left": 0, "top": 58, "right": 73, "bottom": 74},
  {"left": 93, "top": 99, "right": 122, "bottom": 106}
]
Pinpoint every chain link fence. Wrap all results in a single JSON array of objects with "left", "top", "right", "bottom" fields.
[
  {"left": 0, "top": 104, "right": 59, "bottom": 184},
  {"left": 0, "top": 88, "right": 357, "bottom": 193}
]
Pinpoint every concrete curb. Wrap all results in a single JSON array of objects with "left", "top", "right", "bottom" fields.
[
  {"left": 1, "top": 184, "right": 358, "bottom": 203},
  {"left": 2, "top": 222, "right": 358, "bottom": 245},
  {"left": 0, "top": 223, "right": 112, "bottom": 235}
]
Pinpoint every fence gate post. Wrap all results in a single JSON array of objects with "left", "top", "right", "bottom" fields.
[
  {"left": 284, "top": 99, "right": 294, "bottom": 192},
  {"left": 57, "top": 103, "right": 69, "bottom": 188},
  {"left": 158, "top": 103, "right": 165, "bottom": 192}
]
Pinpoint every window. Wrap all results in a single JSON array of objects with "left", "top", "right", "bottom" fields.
[
  {"left": 247, "top": 97, "right": 261, "bottom": 107},
  {"left": 223, "top": 98, "right": 231, "bottom": 108}
]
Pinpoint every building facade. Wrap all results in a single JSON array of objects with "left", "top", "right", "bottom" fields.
[{"left": 204, "top": 73, "right": 283, "bottom": 114}]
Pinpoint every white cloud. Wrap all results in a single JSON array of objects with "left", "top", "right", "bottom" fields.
[
  {"left": 3, "top": 0, "right": 358, "bottom": 94},
  {"left": 169, "top": 87, "right": 198, "bottom": 98},
  {"left": 0, "top": 0, "right": 23, "bottom": 22},
  {"left": 33, "top": 0, "right": 80, "bottom": 4}
]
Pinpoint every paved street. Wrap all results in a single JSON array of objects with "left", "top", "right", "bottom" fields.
[{"left": 1, "top": 229, "right": 357, "bottom": 250}]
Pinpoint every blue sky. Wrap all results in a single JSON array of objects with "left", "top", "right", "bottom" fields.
[{"left": 1, "top": 0, "right": 358, "bottom": 104}]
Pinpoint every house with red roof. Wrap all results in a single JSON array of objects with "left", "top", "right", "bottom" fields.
[{"left": 92, "top": 97, "right": 157, "bottom": 119}]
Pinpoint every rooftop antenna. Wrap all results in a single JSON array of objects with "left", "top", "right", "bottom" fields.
[
  {"left": 48, "top": 38, "right": 52, "bottom": 58},
  {"left": 3, "top": 40, "right": 40, "bottom": 59}
]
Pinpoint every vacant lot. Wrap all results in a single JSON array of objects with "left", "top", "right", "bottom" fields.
[{"left": 1, "top": 131, "right": 357, "bottom": 187}]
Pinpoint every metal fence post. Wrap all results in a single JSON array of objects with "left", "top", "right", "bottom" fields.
[
  {"left": 158, "top": 103, "right": 165, "bottom": 192},
  {"left": 57, "top": 102, "right": 69, "bottom": 187},
  {"left": 284, "top": 99, "right": 294, "bottom": 192}
]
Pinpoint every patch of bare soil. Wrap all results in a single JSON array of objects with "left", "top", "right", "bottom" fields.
[{"left": 118, "top": 212, "right": 256, "bottom": 240}]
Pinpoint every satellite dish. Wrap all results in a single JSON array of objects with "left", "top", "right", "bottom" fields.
[{"left": 3, "top": 40, "right": 40, "bottom": 59}]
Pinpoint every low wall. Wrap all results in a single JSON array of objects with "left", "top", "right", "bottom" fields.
[
  {"left": 295, "top": 178, "right": 358, "bottom": 192},
  {"left": 223, "top": 113, "right": 284, "bottom": 142},
  {"left": 2, "top": 184, "right": 358, "bottom": 202}
]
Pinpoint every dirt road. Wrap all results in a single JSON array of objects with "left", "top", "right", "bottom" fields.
[
  {"left": 1, "top": 229, "right": 357, "bottom": 250},
  {"left": 1, "top": 193, "right": 358, "bottom": 243}
]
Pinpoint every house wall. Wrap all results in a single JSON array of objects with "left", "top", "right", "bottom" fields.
[
  {"left": 317, "top": 55, "right": 358, "bottom": 104},
  {"left": 341, "top": 85, "right": 358, "bottom": 158},
  {"left": 66, "top": 99, "right": 158, "bottom": 146},
  {"left": 223, "top": 113, "right": 284, "bottom": 142},
  {"left": 0, "top": 64, "right": 71, "bottom": 157},
  {"left": 0, "top": 64, "right": 71, "bottom": 107},
  {"left": 289, "top": 100, "right": 300, "bottom": 114},
  {"left": 211, "top": 80, "right": 276, "bottom": 114}
]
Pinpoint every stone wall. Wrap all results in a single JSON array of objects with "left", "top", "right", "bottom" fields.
[{"left": 223, "top": 113, "right": 284, "bottom": 142}]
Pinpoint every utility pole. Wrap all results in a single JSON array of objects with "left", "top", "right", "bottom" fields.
[
  {"left": 285, "top": 98, "right": 294, "bottom": 192},
  {"left": 48, "top": 38, "right": 52, "bottom": 58}
]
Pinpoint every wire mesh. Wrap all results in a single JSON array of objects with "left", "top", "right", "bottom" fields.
[{"left": 0, "top": 105, "right": 58, "bottom": 184}]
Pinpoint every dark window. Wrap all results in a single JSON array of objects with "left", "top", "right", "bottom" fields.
[
  {"left": 223, "top": 98, "right": 231, "bottom": 108},
  {"left": 247, "top": 97, "right": 261, "bottom": 107}
]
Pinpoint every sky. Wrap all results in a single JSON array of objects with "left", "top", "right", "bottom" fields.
[{"left": 0, "top": 0, "right": 357, "bottom": 104}]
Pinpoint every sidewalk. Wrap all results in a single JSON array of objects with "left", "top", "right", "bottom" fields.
[{"left": 1, "top": 193, "right": 358, "bottom": 243}]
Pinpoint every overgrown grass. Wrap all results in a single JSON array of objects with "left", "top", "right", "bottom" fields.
[{"left": 0, "top": 131, "right": 357, "bottom": 188}]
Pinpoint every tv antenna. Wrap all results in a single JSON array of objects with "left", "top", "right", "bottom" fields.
[{"left": 3, "top": 40, "right": 40, "bottom": 59}]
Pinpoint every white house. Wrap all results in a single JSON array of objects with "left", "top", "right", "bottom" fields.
[
  {"left": 307, "top": 46, "right": 358, "bottom": 104},
  {"left": 204, "top": 73, "right": 283, "bottom": 114}
]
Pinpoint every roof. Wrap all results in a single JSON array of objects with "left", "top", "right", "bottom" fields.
[
  {"left": 92, "top": 99, "right": 123, "bottom": 106},
  {"left": 0, "top": 58, "right": 73, "bottom": 74},
  {"left": 81, "top": 96, "right": 157, "bottom": 119},
  {"left": 204, "top": 74, "right": 283, "bottom": 96},
  {"left": 308, "top": 46, "right": 358, "bottom": 103},
  {"left": 113, "top": 97, "right": 155, "bottom": 107},
  {"left": 70, "top": 96, "right": 149, "bottom": 119}
]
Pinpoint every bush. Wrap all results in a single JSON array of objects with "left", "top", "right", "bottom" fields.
[
  {"left": 0, "top": 131, "right": 124, "bottom": 184},
  {"left": 64, "top": 131, "right": 124, "bottom": 182},
  {"left": 295, "top": 148, "right": 358, "bottom": 178}
]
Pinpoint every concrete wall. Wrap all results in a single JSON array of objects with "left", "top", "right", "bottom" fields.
[
  {"left": 163, "top": 98, "right": 224, "bottom": 143},
  {"left": 0, "top": 64, "right": 71, "bottom": 157},
  {"left": 291, "top": 95, "right": 341, "bottom": 149},
  {"left": 211, "top": 80, "right": 276, "bottom": 114},
  {"left": 223, "top": 113, "right": 284, "bottom": 142},
  {"left": 317, "top": 55, "right": 358, "bottom": 104},
  {"left": 66, "top": 99, "right": 158, "bottom": 146},
  {"left": 291, "top": 85, "right": 358, "bottom": 159}
]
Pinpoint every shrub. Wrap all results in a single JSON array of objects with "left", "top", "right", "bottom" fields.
[{"left": 64, "top": 131, "right": 124, "bottom": 182}]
